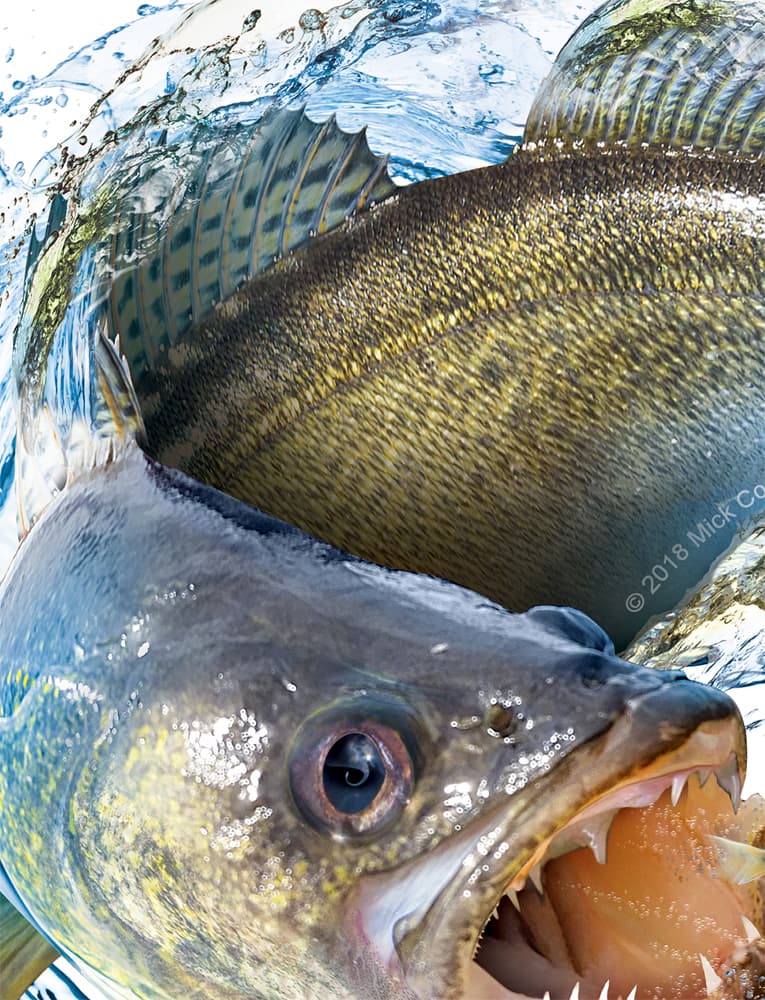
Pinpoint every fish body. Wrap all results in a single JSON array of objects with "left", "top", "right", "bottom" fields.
[{"left": 138, "top": 141, "right": 765, "bottom": 651}]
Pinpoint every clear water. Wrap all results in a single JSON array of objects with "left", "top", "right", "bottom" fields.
[{"left": 3, "top": 0, "right": 765, "bottom": 996}]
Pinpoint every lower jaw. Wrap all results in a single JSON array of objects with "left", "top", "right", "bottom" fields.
[{"left": 471, "top": 774, "right": 765, "bottom": 1000}]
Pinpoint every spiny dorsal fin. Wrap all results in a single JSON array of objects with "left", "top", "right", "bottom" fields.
[
  {"left": 525, "top": 0, "right": 765, "bottom": 155},
  {"left": 14, "top": 105, "right": 393, "bottom": 533},
  {"left": 106, "top": 105, "right": 396, "bottom": 376},
  {"left": 0, "top": 894, "right": 59, "bottom": 1000}
]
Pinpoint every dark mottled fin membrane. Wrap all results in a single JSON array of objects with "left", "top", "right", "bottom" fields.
[
  {"left": 107, "top": 105, "right": 396, "bottom": 375},
  {"left": 0, "top": 895, "right": 58, "bottom": 1000},
  {"left": 525, "top": 0, "right": 765, "bottom": 154}
]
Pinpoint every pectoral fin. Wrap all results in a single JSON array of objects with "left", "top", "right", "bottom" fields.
[
  {"left": 708, "top": 835, "right": 765, "bottom": 885},
  {"left": 526, "top": 0, "right": 765, "bottom": 155},
  {"left": 0, "top": 895, "right": 58, "bottom": 1000}
]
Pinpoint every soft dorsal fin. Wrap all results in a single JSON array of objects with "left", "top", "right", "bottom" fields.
[
  {"left": 525, "top": 0, "right": 765, "bottom": 154},
  {"left": 105, "top": 105, "right": 396, "bottom": 375}
]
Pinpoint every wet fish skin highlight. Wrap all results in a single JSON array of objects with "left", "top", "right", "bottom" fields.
[
  {"left": 0, "top": 445, "right": 747, "bottom": 1000},
  {"left": 138, "top": 141, "right": 765, "bottom": 652}
]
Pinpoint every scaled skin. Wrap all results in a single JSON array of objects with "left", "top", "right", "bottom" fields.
[
  {"left": 0, "top": 446, "right": 740, "bottom": 1000},
  {"left": 137, "top": 144, "right": 765, "bottom": 650}
]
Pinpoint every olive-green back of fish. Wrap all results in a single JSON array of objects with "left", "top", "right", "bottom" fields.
[
  {"left": 136, "top": 144, "right": 765, "bottom": 650},
  {"left": 18, "top": 0, "right": 765, "bottom": 654}
]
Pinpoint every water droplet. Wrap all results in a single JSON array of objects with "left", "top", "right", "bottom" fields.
[
  {"left": 300, "top": 9, "right": 326, "bottom": 30},
  {"left": 242, "top": 9, "right": 261, "bottom": 32}
]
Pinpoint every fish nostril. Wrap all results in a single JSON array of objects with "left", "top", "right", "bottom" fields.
[
  {"left": 575, "top": 654, "right": 611, "bottom": 690},
  {"left": 485, "top": 703, "right": 517, "bottom": 738}
]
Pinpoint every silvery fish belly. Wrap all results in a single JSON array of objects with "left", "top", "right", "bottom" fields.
[{"left": 5, "top": 1, "right": 765, "bottom": 1000}]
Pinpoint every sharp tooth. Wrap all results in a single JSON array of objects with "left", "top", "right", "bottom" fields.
[
  {"left": 697, "top": 767, "right": 712, "bottom": 787},
  {"left": 671, "top": 773, "right": 687, "bottom": 807},
  {"left": 569, "top": 983, "right": 580, "bottom": 1000},
  {"left": 590, "top": 827, "right": 608, "bottom": 864},
  {"left": 716, "top": 755, "right": 742, "bottom": 812},
  {"left": 625, "top": 987, "right": 637, "bottom": 1000},
  {"left": 598, "top": 980, "right": 610, "bottom": 1000},
  {"left": 505, "top": 888, "right": 520, "bottom": 911},
  {"left": 528, "top": 864, "right": 544, "bottom": 895},
  {"left": 742, "top": 914, "right": 761, "bottom": 943},
  {"left": 586, "top": 809, "right": 617, "bottom": 865},
  {"left": 699, "top": 954, "right": 723, "bottom": 996},
  {"left": 543, "top": 993, "right": 551, "bottom": 1000}
]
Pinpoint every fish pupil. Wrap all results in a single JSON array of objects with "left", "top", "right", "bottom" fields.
[{"left": 323, "top": 732, "right": 385, "bottom": 813}]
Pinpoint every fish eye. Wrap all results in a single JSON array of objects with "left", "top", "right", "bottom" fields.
[
  {"left": 289, "top": 702, "right": 418, "bottom": 839},
  {"left": 323, "top": 732, "right": 386, "bottom": 812}
]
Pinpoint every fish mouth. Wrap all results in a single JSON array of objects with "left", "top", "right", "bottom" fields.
[
  {"left": 466, "top": 753, "right": 759, "bottom": 1000},
  {"left": 356, "top": 680, "right": 761, "bottom": 1000}
]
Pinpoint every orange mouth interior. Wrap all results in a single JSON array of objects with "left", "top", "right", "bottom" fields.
[{"left": 475, "top": 774, "right": 765, "bottom": 999}]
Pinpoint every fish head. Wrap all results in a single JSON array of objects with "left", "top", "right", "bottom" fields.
[{"left": 0, "top": 449, "right": 755, "bottom": 1000}]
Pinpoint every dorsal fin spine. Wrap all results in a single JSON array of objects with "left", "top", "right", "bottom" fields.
[
  {"left": 190, "top": 144, "right": 217, "bottom": 326},
  {"left": 280, "top": 115, "right": 333, "bottom": 257},
  {"left": 349, "top": 141, "right": 393, "bottom": 216},
  {"left": 313, "top": 125, "right": 364, "bottom": 235},
  {"left": 237, "top": 109, "right": 300, "bottom": 295}
]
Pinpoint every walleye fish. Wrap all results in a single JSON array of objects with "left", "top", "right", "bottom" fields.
[{"left": 4, "top": 0, "right": 765, "bottom": 999}]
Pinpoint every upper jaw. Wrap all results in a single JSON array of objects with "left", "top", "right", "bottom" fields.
[{"left": 351, "top": 681, "right": 745, "bottom": 1000}]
